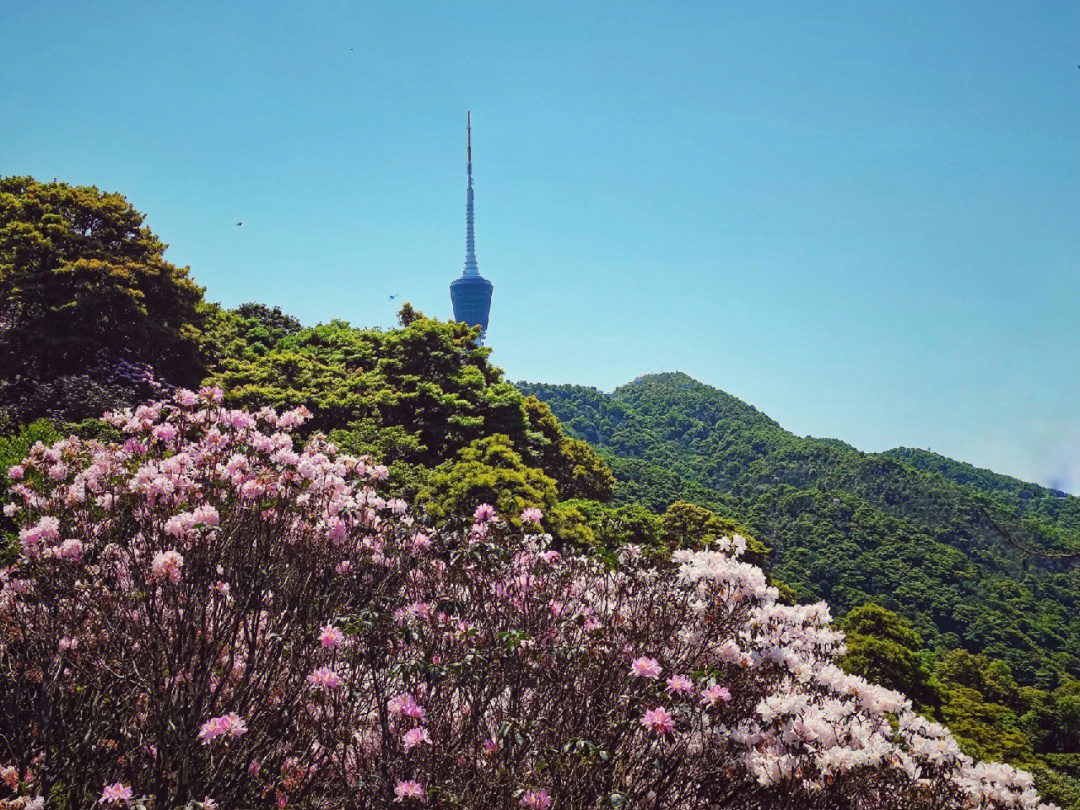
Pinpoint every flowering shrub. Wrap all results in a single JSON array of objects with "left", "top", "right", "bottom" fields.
[{"left": 0, "top": 391, "right": 1059, "bottom": 809}]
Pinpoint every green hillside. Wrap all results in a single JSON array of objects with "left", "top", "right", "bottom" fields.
[
  {"left": 884, "top": 446, "right": 1080, "bottom": 536},
  {"left": 521, "top": 372, "right": 1080, "bottom": 687}
]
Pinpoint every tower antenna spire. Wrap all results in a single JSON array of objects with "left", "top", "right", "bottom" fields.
[{"left": 463, "top": 111, "right": 478, "bottom": 276}]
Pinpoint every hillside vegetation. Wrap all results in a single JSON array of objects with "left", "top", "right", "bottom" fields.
[
  {"left": 521, "top": 373, "right": 1080, "bottom": 685},
  {"left": 521, "top": 373, "right": 1080, "bottom": 803}
]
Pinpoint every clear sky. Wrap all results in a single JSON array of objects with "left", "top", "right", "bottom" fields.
[{"left": 3, "top": 1, "right": 1079, "bottom": 491}]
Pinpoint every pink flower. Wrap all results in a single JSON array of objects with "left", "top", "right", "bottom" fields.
[
  {"left": 18, "top": 529, "right": 41, "bottom": 558},
  {"left": 520, "top": 507, "right": 543, "bottom": 525},
  {"left": 213, "top": 581, "right": 230, "bottom": 597},
  {"left": 520, "top": 790, "right": 552, "bottom": 809},
  {"left": 152, "top": 423, "right": 177, "bottom": 442},
  {"left": 630, "top": 656, "right": 662, "bottom": 680},
  {"left": 402, "top": 726, "right": 432, "bottom": 752},
  {"left": 198, "top": 712, "right": 248, "bottom": 744},
  {"left": 473, "top": 503, "right": 496, "bottom": 523},
  {"left": 640, "top": 706, "right": 675, "bottom": 736},
  {"left": 326, "top": 517, "right": 347, "bottom": 544},
  {"left": 318, "top": 625, "right": 344, "bottom": 649},
  {"left": 7, "top": 465, "right": 24, "bottom": 480},
  {"left": 199, "top": 385, "right": 224, "bottom": 404},
  {"left": 541, "top": 550, "right": 561, "bottom": 564},
  {"left": 36, "top": 516, "right": 60, "bottom": 541},
  {"left": 277, "top": 405, "right": 312, "bottom": 429},
  {"left": 1, "top": 765, "right": 18, "bottom": 790},
  {"left": 239, "top": 479, "right": 265, "bottom": 501},
  {"left": 308, "top": 666, "right": 342, "bottom": 692},
  {"left": 394, "top": 780, "right": 425, "bottom": 802},
  {"left": 335, "top": 560, "right": 352, "bottom": 575},
  {"left": 151, "top": 550, "right": 184, "bottom": 584},
  {"left": 99, "top": 783, "right": 133, "bottom": 805},
  {"left": 193, "top": 504, "right": 220, "bottom": 526},
  {"left": 388, "top": 693, "right": 426, "bottom": 721},
  {"left": 665, "top": 675, "right": 695, "bottom": 696},
  {"left": 700, "top": 684, "right": 732, "bottom": 707},
  {"left": 482, "top": 738, "right": 500, "bottom": 756},
  {"left": 164, "top": 513, "right": 193, "bottom": 537},
  {"left": 58, "top": 538, "right": 84, "bottom": 562}
]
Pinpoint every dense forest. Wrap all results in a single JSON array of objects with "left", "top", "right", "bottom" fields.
[
  {"left": 520, "top": 374, "right": 1080, "bottom": 682},
  {"left": 519, "top": 373, "right": 1080, "bottom": 802},
  {"left": 1, "top": 177, "right": 1078, "bottom": 807}
]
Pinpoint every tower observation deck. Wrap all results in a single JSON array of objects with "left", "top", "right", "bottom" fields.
[{"left": 449, "top": 112, "right": 493, "bottom": 343}]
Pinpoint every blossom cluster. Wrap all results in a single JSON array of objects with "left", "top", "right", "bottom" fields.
[{"left": 0, "top": 390, "right": 1058, "bottom": 810}]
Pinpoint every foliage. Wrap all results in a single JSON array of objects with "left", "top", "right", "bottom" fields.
[
  {"left": 200, "top": 309, "right": 619, "bottom": 551},
  {"left": 839, "top": 604, "right": 937, "bottom": 711},
  {"left": 657, "top": 500, "right": 768, "bottom": 564},
  {"left": 0, "top": 392, "right": 1060, "bottom": 809},
  {"left": 821, "top": 601, "right": 1080, "bottom": 808},
  {"left": 523, "top": 373, "right": 1080, "bottom": 806},
  {"left": 521, "top": 373, "right": 1080, "bottom": 687},
  {"left": 521, "top": 396, "right": 615, "bottom": 502},
  {"left": 883, "top": 448, "right": 1080, "bottom": 538},
  {"left": 204, "top": 312, "right": 612, "bottom": 507},
  {"left": 418, "top": 434, "right": 560, "bottom": 528},
  {"left": 234, "top": 302, "right": 303, "bottom": 339},
  {"left": 0, "top": 177, "right": 206, "bottom": 423}
]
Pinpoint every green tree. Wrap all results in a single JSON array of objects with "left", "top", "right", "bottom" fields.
[
  {"left": 418, "top": 434, "right": 559, "bottom": 530},
  {"left": 657, "top": 500, "right": 767, "bottom": 563},
  {"left": 0, "top": 177, "right": 207, "bottom": 421},
  {"left": 521, "top": 396, "right": 614, "bottom": 501},
  {"left": 234, "top": 302, "right": 302, "bottom": 339},
  {"left": 567, "top": 500, "right": 662, "bottom": 552},
  {"left": 521, "top": 373, "right": 1080, "bottom": 687},
  {"left": 938, "top": 649, "right": 1020, "bottom": 707},
  {"left": 839, "top": 604, "right": 938, "bottom": 710}
]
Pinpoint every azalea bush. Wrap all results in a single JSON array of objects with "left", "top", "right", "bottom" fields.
[{"left": 0, "top": 391, "right": 1059, "bottom": 809}]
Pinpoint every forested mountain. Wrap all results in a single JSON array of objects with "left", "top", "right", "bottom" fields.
[
  {"left": 521, "top": 373, "right": 1080, "bottom": 688},
  {"left": 521, "top": 374, "right": 1080, "bottom": 802},
  {"left": 884, "top": 447, "right": 1080, "bottom": 535}
]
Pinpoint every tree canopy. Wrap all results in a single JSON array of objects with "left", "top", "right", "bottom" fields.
[{"left": 0, "top": 177, "right": 207, "bottom": 423}]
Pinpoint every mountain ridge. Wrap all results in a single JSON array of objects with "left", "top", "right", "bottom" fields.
[{"left": 520, "top": 371, "right": 1080, "bottom": 687}]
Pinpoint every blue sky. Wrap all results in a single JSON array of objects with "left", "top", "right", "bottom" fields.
[{"left": 3, "top": 1, "right": 1079, "bottom": 491}]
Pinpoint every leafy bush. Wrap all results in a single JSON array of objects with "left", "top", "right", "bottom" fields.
[{"left": 0, "top": 392, "right": 1059, "bottom": 809}]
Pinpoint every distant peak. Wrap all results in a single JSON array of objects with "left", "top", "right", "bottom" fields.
[{"left": 626, "top": 371, "right": 702, "bottom": 386}]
